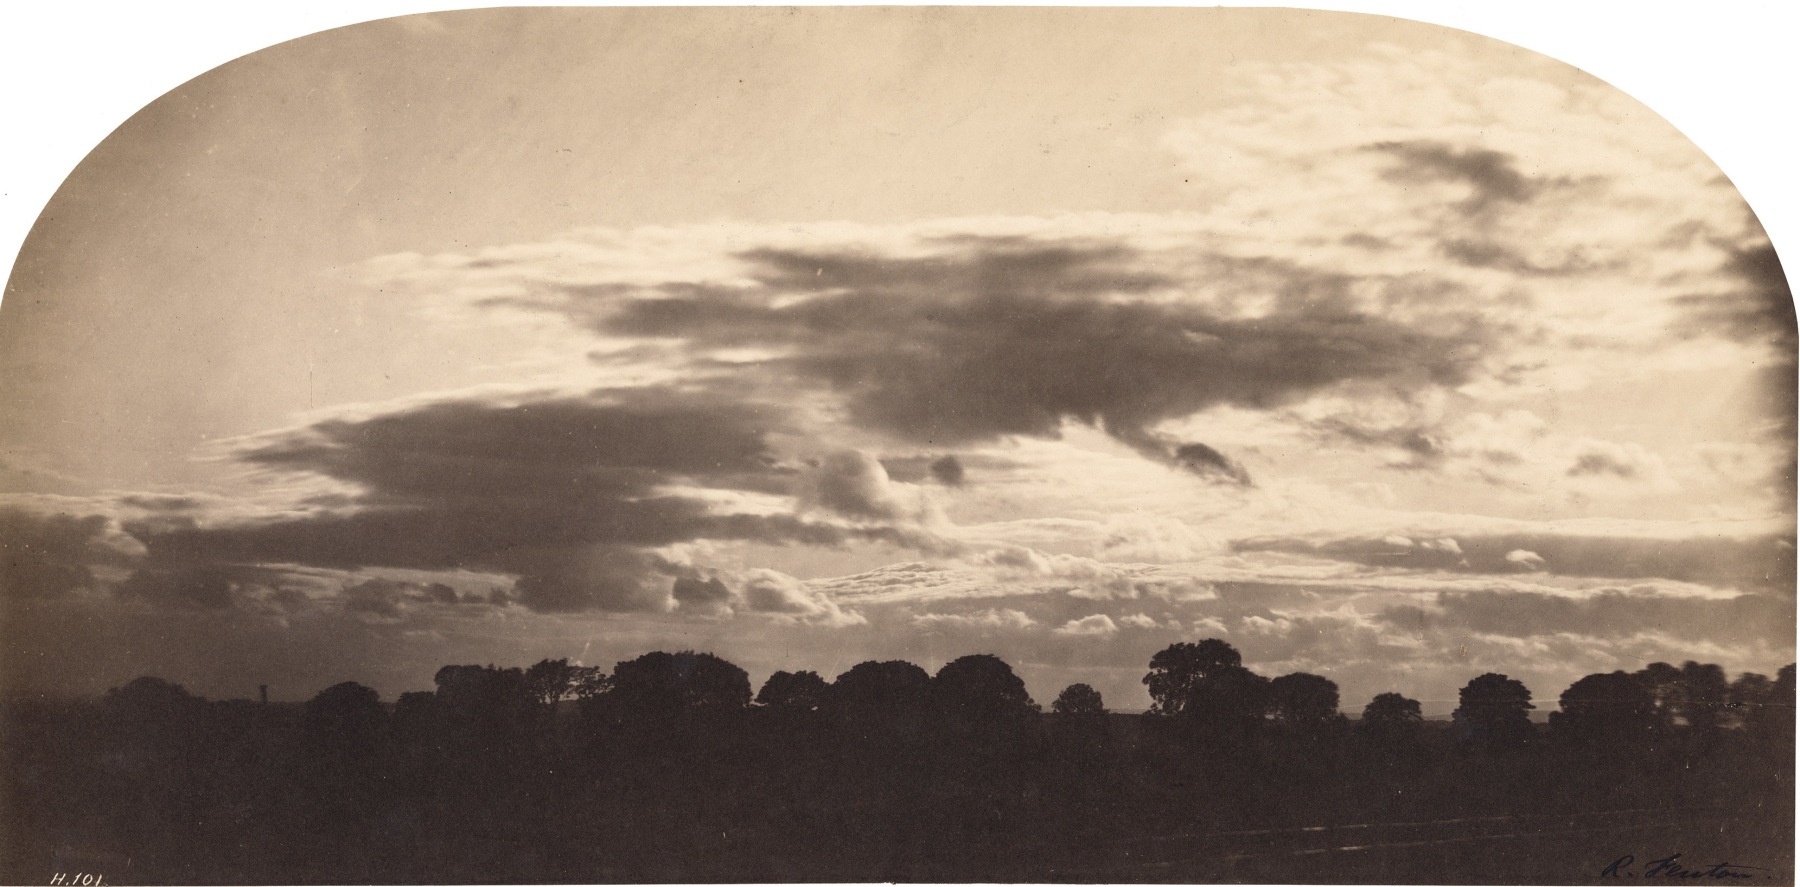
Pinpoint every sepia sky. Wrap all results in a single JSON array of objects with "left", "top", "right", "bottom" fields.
[{"left": 1, "top": 7, "right": 1794, "bottom": 713}]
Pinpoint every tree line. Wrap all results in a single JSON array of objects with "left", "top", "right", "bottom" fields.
[{"left": 6, "top": 639, "right": 1790, "bottom": 883}]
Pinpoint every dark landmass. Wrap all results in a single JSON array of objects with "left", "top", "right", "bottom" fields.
[{"left": 2, "top": 643, "right": 1791, "bottom": 884}]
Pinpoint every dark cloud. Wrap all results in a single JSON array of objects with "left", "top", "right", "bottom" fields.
[
  {"left": 1671, "top": 242, "right": 1796, "bottom": 349},
  {"left": 1171, "top": 442, "right": 1253, "bottom": 486},
  {"left": 880, "top": 453, "right": 995, "bottom": 486},
  {"left": 1669, "top": 238, "right": 1796, "bottom": 475},
  {"left": 672, "top": 575, "right": 733, "bottom": 616},
  {"left": 1380, "top": 589, "right": 1794, "bottom": 647},
  {"left": 342, "top": 577, "right": 466, "bottom": 620},
  {"left": 929, "top": 455, "right": 966, "bottom": 486},
  {"left": 119, "top": 495, "right": 203, "bottom": 513},
  {"left": 1439, "top": 238, "right": 1597, "bottom": 276},
  {"left": 1371, "top": 141, "right": 1541, "bottom": 215},
  {"left": 586, "top": 241, "right": 1501, "bottom": 454},
  {"left": 511, "top": 546, "right": 674, "bottom": 614},
  {"left": 1236, "top": 531, "right": 1796, "bottom": 593},
  {"left": 1567, "top": 448, "right": 1640, "bottom": 479},
  {"left": 125, "top": 391, "right": 913, "bottom": 615},
  {"left": 1305, "top": 417, "right": 1446, "bottom": 468},
  {"left": 0, "top": 508, "right": 113, "bottom": 600},
  {"left": 116, "top": 566, "right": 240, "bottom": 611},
  {"left": 243, "top": 391, "right": 791, "bottom": 503}
]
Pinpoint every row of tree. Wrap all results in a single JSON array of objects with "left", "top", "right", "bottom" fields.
[{"left": 105, "top": 639, "right": 1794, "bottom": 756}]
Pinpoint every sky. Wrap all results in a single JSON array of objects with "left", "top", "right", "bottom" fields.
[{"left": 1, "top": 6, "right": 1794, "bottom": 714}]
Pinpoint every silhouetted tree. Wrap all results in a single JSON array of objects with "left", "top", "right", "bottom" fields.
[
  {"left": 1269, "top": 672, "right": 1342, "bottom": 730},
  {"left": 829, "top": 660, "right": 931, "bottom": 712},
  {"left": 436, "top": 664, "right": 533, "bottom": 715},
  {"left": 931, "top": 654, "right": 1039, "bottom": 724},
  {"left": 1181, "top": 664, "right": 1271, "bottom": 740},
  {"left": 757, "top": 670, "right": 829, "bottom": 712},
  {"left": 1727, "top": 672, "right": 1773, "bottom": 730},
  {"left": 1677, "top": 661, "right": 1728, "bottom": 736},
  {"left": 304, "top": 681, "right": 387, "bottom": 756},
  {"left": 433, "top": 664, "right": 535, "bottom": 756},
  {"left": 525, "top": 658, "right": 607, "bottom": 710},
  {"left": 1452, "top": 673, "right": 1535, "bottom": 749},
  {"left": 1360, "top": 692, "right": 1423, "bottom": 740},
  {"left": 825, "top": 660, "right": 932, "bottom": 739},
  {"left": 1636, "top": 661, "right": 1683, "bottom": 728},
  {"left": 1548, "top": 671, "right": 1660, "bottom": 751},
  {"left": 606, "top": 650, "right": 752, "bottom": 720},
  {"left": 103, "top": 676, "right": 204, "bottom": 720},
  {"left": 1143, "top": 639, "right": 1243, "bottom": 717},
  {"left": 392, "top": 689, "right": 442, "bottom": 743},
  {"left": 1771, "top": 664, "right": 1797, "bottom": 743},
  {"left": 1052, "top": 683, "right": 1106, "bottom": 718}
]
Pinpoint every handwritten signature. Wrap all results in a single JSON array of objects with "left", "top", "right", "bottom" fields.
[{"left": 1603, "top": 853, "right": 1765, "bottom": 879}]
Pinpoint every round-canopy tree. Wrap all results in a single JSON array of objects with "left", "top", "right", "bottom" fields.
[
  {"left": 1269, "top": 672, "right": 1341, "bottom": 730},
  {"left": 1549, "top": 671, "right": 1660, "bottom": 750},
  {"left": 1052, "top": 683, "right": 1106, "bottom": 718},
  {"left": 757, "top": 670, "right": 830, "bottom": 712},
  {"left": 1143, "top": 639, "right": 1244, "bottom": 718},
  {"left": 932, "top": 654, "right": 1039, "bottom": 722},
  {"left": 1360, "top": 692, "right": 1424, "bottom": 738},
  {"left": 609, "top": 650, "right": 752, "bottom": 718},
  {"left": 1452, "top": 673, "right": 1535, "bottom": 748}
]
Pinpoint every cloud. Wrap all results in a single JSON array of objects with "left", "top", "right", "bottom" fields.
[
  {"left": 1566, "top": 439, "right": 1672, "bottom": 486},
  {"left": 1054, "top": 614, "right": 1119, "bottom": 636},
  {"left": 1382, "top": 588, "right": 1794, "bottom": 647},
  {"left": 798, "top": 449, "right": 932, "bottom": 523},
  {"left": 1371, "top": 141, "right": 1545, "bottom": 216},
  {"left": 736, "top": 569, "right": 866, "bottom": 626},
  {"left": 1117, "top": 613, "right": 1160, "bottom": 630},
  {"left": 1504, "top": 549, "right": 1547, "bottom": 571},
  {"left": 929, "top": 455, "right": 966, "bottom": 486},
  {"left": 1235, "top": 529, "right": 1794, "bottom": 592},
  {"left": 911, "top": 608, "right": 1037, "bottom": 631},
  {"left": 1171, "top": 442, "right": 1253, "bottom": 486},
  {"left": 671, "top": 575, "right": 733, "bottom": 617},
  {"left": 121, "top": 390, "right": 945, "bottom": 616},
  {"left": 511, "top": 546, "right": 677, "bottom": 614},
  {"left": 0, "top": 507, "right": 117, "bottom": 600},
  {"left": 962, "top": 545, "right": 1217, "bottom": 601},
  {"left": 342, "top": 577, "right": 465, "bottom": 621},
  {"left": 438, "top": 228, "right": 1507, "bottom": 465}
]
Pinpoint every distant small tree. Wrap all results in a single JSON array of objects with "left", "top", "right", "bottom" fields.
[
  {"left": 757, "top": 670, "right": 830, "bottom": 712},
  {"left": 1143, "top": 639, "right": 1244, "bottom": 718},
  {"left": 1360, "top": 692, "right": 1424, "bottom": 740},
  {"left": 1052, "top": 683, "right": 1106, "bottom": 718},
  {"left": 1452, "top": 673, "right": 1535, "bottom": 749},
  {"left": 1269, "top": 672, "right": 1342, "bottom": 730},
  {"left": 103, "top": 675, "right": 203, "bottom": 718}
]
